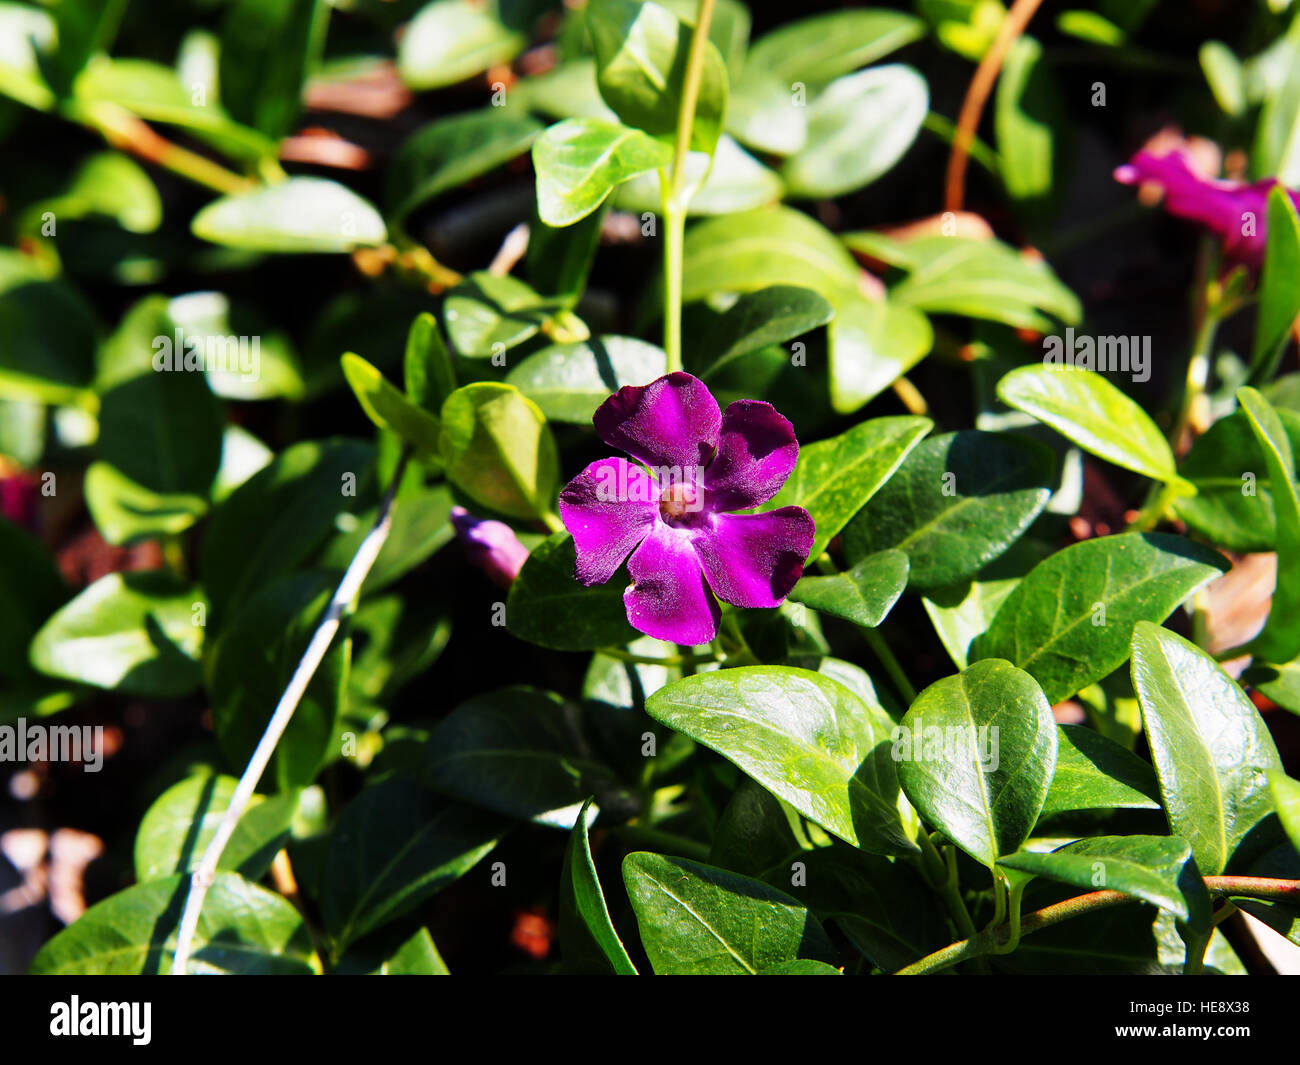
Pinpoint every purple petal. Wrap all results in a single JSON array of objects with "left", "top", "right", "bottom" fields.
[
  {"left": 559, "top": 458, "right": 659, "bottom": 585},
  {"left": 1114, "top": 150, "right": 1297, "bottom": 268},
  {"left": 703, "top": 400, "right": 799, "bottom": 512},
  {"left": 624, "top": 521, "right": 720, "bottom": 644},
  {"left": 592, "top": 372, "right": 721, "bottom": 473},
  {"left": 692, "top": 507, "right": 815, "bottom": 608},
  {"left": 450, "top": 506, "right": 531, "bottom": 588}
]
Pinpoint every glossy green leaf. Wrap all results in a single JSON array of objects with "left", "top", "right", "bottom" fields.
[
  {"left": 974, "top": 533, "right": 1228, "bottom": 704},
  {"left": 1251, "top": 186, "right": 1300, "bottom": 379},
  {"left": 997, "top": 365, "right": 1179, "bottom": 483},
  {"left": 622, "top": 852, "right": 835, "bottom": 974},
  {"left": 423, "top": 686, "right": 633, "bottom": 829},
  {"left": 645, "top": 665, "right": 918, "bottom": 854},
  {"left": 442, "top": 271, "right": 553, "bottom": 357},
  {"left": 527, "top": 199, "right": 606, "bottom": 304},
  {"left": 783, "top": 66, "right": 927, "bottom": 198},
  {"left": 726, "top": 68, "right": 806, "bottom": 156},
  {"left": 321, "top": 483, "right": 455, "bottom": 596},
  {"left": 323, "top": 774, "right": 506, "bottom": 950},
  {"left": 507, "top": 532, "right": 638, "bottom": 651},
  {"left": 788, "top": 549, "right": 909, "bottom": 629},
  {"left": 694, "top": 286, "right": 832, "bottom": 378},
  {"left": 995, "top": 36, "right": 1064, "bottom": 214},
  {"left": 826, "top": 295, "right": 934, "bottom": 414},
  {"left": 1270, "top": 771, "right": 1300, "bottom": 853},
  {"left": 533, "top": 117, "right": 673, "bottom": 227},
  {"left": 613, "top": 135, "right": 782, "bottom": 216},
  {"left": 769, "top": 414, "right": 932, "bottom": 560},
  {"left": 745, "top": 9, "right": 925, "bottom": 91},
  {"left": 403, "top": 311, "right": 455, "bottom": 417},
  {"left": 587, "top": 0, "right": 728, "bottom": 155},
  {"left": 1238, "top": 386, "right": 1300, "bottom": 662},
  {"left": 897, "top": 659, "right": 1057, "bottom": 868},
  {"left": 29, "top": 571, "right": 204, "bottom": 697},
  {"left": 29, "top": 872, "right": 318, "bottom": 974},
  {"left": 844, "top": 430, "right": 1053, "bottom": 589},
  {"left": 219, "top": 0, "right": 326, "bottom": 140},
  {"left": 560, "top": 797, "right": 637, "bottom": 974},
  {"left": 923, "top": 577, "right": 1020, "bottom": 671},
  {"left": 389, "top": 110, "right": 542, "bottom": 219},
  {"left": 192, "top": 177, "right": 386, "bottom": 253},
  {"left": 210, "top": 571, "right": 346, "bottom": 791},
  {"left": 438, "top": 382, "right": 558, "bottom": 521},
  {"left": 134, "top": 773, "right": 300, "bottom": 882},
  {"left": 23, "top": 151, "right": 161, "bottom": 234},
  {"left": 341, "top": 353, "right": 441, "bottom": 459},
  {"left": 166, "top": 290, "right": 304, "bottom": 402},
  {"left": 506, "top": 336, "right": 666, "bottom": 423},
  {"left": 999, "top": 836, "right": 1203, "bottom": 922},
  {"left": 1131, "top": 621, "right": 1283, "bottom": 875},
  {"left": 397, "top": 0, "right": 524, "bottom": 90},
  {"left": 1040, "top": 724, "right": 1161, "bottom": 818}
]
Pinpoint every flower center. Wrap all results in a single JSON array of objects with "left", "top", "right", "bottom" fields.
[{"left": 659, "top": 480, "right": 703, "bottom": 524}]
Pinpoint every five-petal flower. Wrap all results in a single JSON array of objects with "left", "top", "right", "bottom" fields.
[{"left": 558, "top": 372, "right": 815, "bottom": 644}]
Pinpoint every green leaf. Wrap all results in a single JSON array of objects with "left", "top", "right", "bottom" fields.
[
  {"left": 996, "top": 365, "right": 1179, "bottom": 483},
  {"left": 505, "top": 336, "right": 666, "bottom": 424},
  {"left": 423, "top": 686, "right": 633, "bottom": 829},
  {"left": 397, "top": 0, "right": 524, "bottom": 90},
  {"left": 0, "top": 249, "right": 98, "bottom": 406},
  {"left": 209, "top": 571, "right": 346, "bottom": 790},
  {"left": 29, "top": 571, "right": 204, "bottom": 697},
  {"left": 897, "top": 659, "right": 1057, "bottom": 869},
  {"left": 745, "top": 9, "right": 925, "bottom": 91},
  {"left": 843, "top": 430, "right": 1053, "bottom": 590},
  {"left": 166, "top": 290, "right": 305, "bottom": 401},
  {"left": 999, "top": 836, "right": 1204, "bottom": 922},
  {"left": 322, "top": 774, "right": 506, "bottom": 951},
  {"left": 403, "top": 311, "right": 455, "bottom": 417},
  {"left": 1254, "top": 35, "right": 1300, "bottom": 186},
  {"left": 0, "top": 517, "right": 67, "bottom": 684},
  {"left": 973, "top": 533, "right": 1228, "bottom": 705},
  {"left": 769, "top": 414, "right": 932, "bottom": 560},
  {"left": 527, "top": 199, "right": 606, "bottom": 304},
  {"left": 923, "top": 577, "right": 1020, "bottom": 671},
  {"left": 587, "top": 0, "right": 728, "bottom": 155},
  {"left": 1130, "top": 621, "right": 1283, "bottom": 875},
  {"left": 23, "top": 151, "right": 161, "bottom": 234},
  {"left": 1040, "top": 724, "right": 1161, "bottom": 818},
  {"left": 219, "top": 0, "right": 327, "bottom": 140},
  {"left": 1172, "top": 407, "right": 1300, "bottom": 552},
  {"left": 201, "top": 438, "right": 374, "bottom": 625},
  {"left": 783, "top": 66, "right": 927, "bottom": 199},
  {"left": 319, "top": 483, "right": 455, "bottom": 596},
  {"left": 507, "top": 532, "right": 638, "bottom": 651},
  {"left": 1200, "top": 41, "right": 1247, "bottom": 117},
  {"left": 1269, "top": 771, "right": 1300, "bottom": 853},
  {"left": 695, "top": 285, "right": 833, "bottom": 379},
  {"left": 882, "top": 236, "right": 1082, "bottom": 330},
  {"left": 389, "top": 110, "right": 542, "bottom": 219},
  {"left": 995, "top": 36, "right": 1064, "bottom": 215},
  {"left": 192, "top": 177, "right": 386, "bottom": 253},
  {"left": 442, "top": 271, "right": 554, "bottom": 357},
  {"left": 645, "top": 666, "right": 919, "bottom": 854},
  {"left": 341, "top": 353, "right": 441, "bottom": 458},
  {"left": 438, "top": 382, "right": 558, "bottom": 521},
  {"left": 826, "top": 294, "right": 934, "bottom": 414},
  {"left": 134, "top": 773, "right": 300, "bottom": 882},
  {"left": 1252, "top": 187, "right": 1300, "bottom": 379},
  {"left": 532, "top": 117, "right": 673, "bottom": 227},
  {"left": 29, "top": 872, "right": 318, "bottom": 974},
  {"left": 759, "top": 959, "right": 842, "bottom": 974},
  {"left": 1238, "top": 386, "right": 1300, "bottom": 662},
  {"left": 788, "top": 549, "right": 909, "bottom": 629},
  {"left": 560, "top": 797, "right": 637, "bottom": 974},
  {"left": 622, "top": 852, "right": 835, "bottom": 974},
  {"left": 726, "top": 69, "right": 806, "bottom": 155},
  {"left": 613, "top": 135, "right": 782, "bottom": 216}
]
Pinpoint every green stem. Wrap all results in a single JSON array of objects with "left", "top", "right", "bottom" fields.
[
  {"left": 662, "top": 191, "right": 685, "bottom": 373},
  {"left": 1127, "top": 477, "right": 1184, "bottom": 533},
  {"left": 994, "top": 876, "right": 1027, "bottom": 954},
  {"left": 597, "top": 646, "right": 715, "bottom": 667},
  {"left": 918, "top": 831, "right": 978, "bottom": 941},
  {"left": 1171, "top": 294, "right": 1223, "bottom": 450},
  {"left": 1183, "top": 929, "right": 1210, "bottom": 975},
  {"left": 864, "top": 627, "right": 918, "bottom": 705}
]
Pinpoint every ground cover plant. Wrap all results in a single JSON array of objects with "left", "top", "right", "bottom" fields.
[{"left": 2, "top": 0, "right": 1300, "bottom": 977}]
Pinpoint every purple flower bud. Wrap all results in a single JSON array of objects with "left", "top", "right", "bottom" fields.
[
  {"left": 558, "top": 372, "right": 815, "bottom": 645},
  {"left": 450, "top": 506, "right": 530, "bottom": 588},
  {"left": 1115, "top": 148, "right": 1300, "bottom": 269}
]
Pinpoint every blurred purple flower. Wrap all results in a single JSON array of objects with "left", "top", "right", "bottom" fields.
[
  {"left": 1114, "top": 148, "right": 1300, "bottom": 268},
  {"left": 0, "top": 473, "right": 38, "bottom": 529},
  {"left": 450, "top": 506, "right": 530, "bottom": 588},
  {"left": 559, "top": 372, "right": 815, "bottom": 645}
]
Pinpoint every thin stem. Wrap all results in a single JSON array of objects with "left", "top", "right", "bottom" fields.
[
  {"left": 597, "top": 647, "right": 715, "bottom": 667},
  {"left": 662, "top": 193, "right": 685, "bottom": 373},
  {"left": 1171, "top": 294, "right": 1222, "bottom": 452},
  {"left": 669, "top": 0, "right": 718, "bottom": 200},
  {"left": 994, "top": 876, "right": 1027, "bottom": 954},
  {"left": 170, "top": 449, "right": 413, "bottom": 974},
  {"left": 1183, "top": 928, "right": 1210, "bottom": 975},
  {"left": 896, "top": 876, "right": 1300, "bottom": 975},
  {"left": 918, "top": 831, "right": 978, "bottom": 941},
  {"left": 864, "top": 627, "right": 918, "bottom": 705}
]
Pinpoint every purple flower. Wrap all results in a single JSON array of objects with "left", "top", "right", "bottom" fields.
[
  {"left": 451, "top": 506, "right": 530, "bottom": 588},
  {"left": 558, "top": 372, "right": 815, "bottom": 645},
  {"left": 1114, "top": 148, "right": 1300, "bottom": 269}
]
